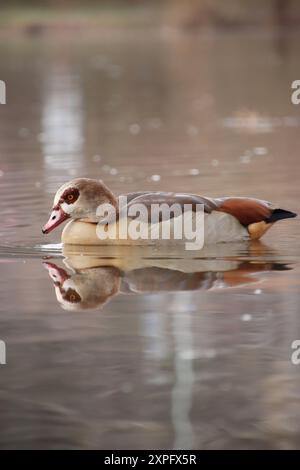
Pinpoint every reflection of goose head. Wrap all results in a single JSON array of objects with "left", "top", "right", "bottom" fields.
[
  {"left": 44, "top": 262, "right": 120, "bottom": 311},
  {"left": 44, "top": 244, "right": 292, "bottom": 311}
]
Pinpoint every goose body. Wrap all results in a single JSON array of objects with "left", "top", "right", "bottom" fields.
[
  {"left": 61, "top": 210, "right": 249, "bottom": 245},
  {"left": 42, "top": 178, "right": 297, "bottom": 246}
]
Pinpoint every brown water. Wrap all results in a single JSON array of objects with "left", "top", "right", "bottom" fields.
[{"left": 0, "top": 31, "right": 300, "bottom": 449}]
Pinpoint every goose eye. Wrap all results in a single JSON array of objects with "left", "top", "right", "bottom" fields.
[
  {"left": 64, "top": 289, "right": 81, "bottom": 303},
  {"left": 61, "top": 187, "right": 79, "bottom": 205}
]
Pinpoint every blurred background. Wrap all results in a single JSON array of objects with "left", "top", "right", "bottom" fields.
[
  {"left": 0, "top": 0, "right": 300, "bottom": 451},
  {"left": 1, "top": 0, "right": 300, "bottom": 34}
]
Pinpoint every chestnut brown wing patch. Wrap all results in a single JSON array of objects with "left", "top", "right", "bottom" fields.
[{"left": 217, "top": 198, "right": 272, "bottom": 226}]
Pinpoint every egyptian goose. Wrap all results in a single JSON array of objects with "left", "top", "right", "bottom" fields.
[
  {"left": 44, "top": 257, "right": 288, "bottom": 311},
  {"left": 42, "top": 178, "right": 297, "bottom": 245}
]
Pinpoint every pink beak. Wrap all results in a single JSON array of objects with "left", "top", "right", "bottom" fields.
[
  {"left": 43, "top": 262, "right": 70, "bottom": 284},
  {"left": 42, "top": 206, "right": 70, "bottom": 234}
]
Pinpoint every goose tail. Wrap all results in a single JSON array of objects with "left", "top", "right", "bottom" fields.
[{"left": 266, "top": 209, "right": 297, "bottom": 223}]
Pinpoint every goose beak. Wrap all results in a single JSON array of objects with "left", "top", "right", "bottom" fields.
[
  {"left": 42, "top": 206, "right": 70, "bottom": 234},
  {"left": 43, "top": 262, "right": 70, "bottom": 284}
]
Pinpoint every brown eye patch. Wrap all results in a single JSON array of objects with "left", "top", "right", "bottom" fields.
[
  {"left": 60, "top": 187, "right": 80, "bottom": 205},
  {"left": 63, "top": 288, "right": 81, "bottom": 303}
]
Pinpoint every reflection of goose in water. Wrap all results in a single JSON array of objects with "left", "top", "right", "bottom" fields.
[
  {"left": 45, "top": 262, "right": 120, "bottom": 311},
  {"left": 44, "top": 243, "right": 291, "bottom": 311}
]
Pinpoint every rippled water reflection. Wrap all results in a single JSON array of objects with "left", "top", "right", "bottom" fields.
[{"left": 0, "top": 31, "right": 300, "bottom": 449}]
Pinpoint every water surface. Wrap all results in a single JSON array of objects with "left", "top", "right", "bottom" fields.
[{"left": 0, "top": 31, "right": 300, "bottom": 449}]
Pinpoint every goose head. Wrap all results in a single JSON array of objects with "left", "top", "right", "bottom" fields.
[{"left": 42, "top": 178, "right": 117, "bottom": 234}]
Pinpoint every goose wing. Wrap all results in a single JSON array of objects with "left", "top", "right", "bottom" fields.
[{"left": 119, "top": 191, "right": 219, "bottom": 223}]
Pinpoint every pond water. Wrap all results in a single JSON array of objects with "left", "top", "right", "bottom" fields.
[{"left": 0, "top": 31, "right": 300, "bottom": 449}]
